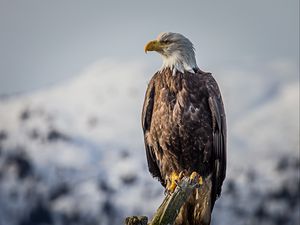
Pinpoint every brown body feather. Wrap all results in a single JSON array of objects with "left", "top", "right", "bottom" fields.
[{"left": 142, "top": 68, "right": 226, "bottom": 225}]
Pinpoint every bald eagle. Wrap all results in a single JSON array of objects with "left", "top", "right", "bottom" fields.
[{"left": 142, "top": 32, "right": 226, "bottom": 225}]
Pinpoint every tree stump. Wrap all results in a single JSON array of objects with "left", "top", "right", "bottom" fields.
[{"left": 124, "top": 176, "right": 200, "bottom": 225}]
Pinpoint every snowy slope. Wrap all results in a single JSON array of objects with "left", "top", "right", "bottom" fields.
[{"left": 0, "top": 59, "right": 299, "bottom": 225}]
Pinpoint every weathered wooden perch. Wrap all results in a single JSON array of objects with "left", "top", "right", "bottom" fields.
[{"left": 124, "top": 177, "right": 200, "bottom": 225}]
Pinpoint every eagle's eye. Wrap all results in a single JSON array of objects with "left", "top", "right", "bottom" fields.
[{"left": 162, "top": 40, "right": 171, "bottom": 44}]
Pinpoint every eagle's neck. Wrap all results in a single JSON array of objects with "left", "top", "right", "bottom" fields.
[{"left": 160, "top": 50, "right": 198, "bottom": 75}]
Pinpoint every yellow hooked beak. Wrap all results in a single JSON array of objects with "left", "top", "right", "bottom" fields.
[{"left": 144, "top": 40, "right": 163, "bottom": 53}]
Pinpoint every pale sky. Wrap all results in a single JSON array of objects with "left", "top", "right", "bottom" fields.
[{"left": 0, "top": 0, "right": 299, "bottom": 95}]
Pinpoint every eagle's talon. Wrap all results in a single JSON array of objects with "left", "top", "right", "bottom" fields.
[
  {"left": 198, "top": 176, "right": 203, "bottom": 185},
  {"left": 178, "top": 171, "right": 185, "bottom": 180},
  {"left": 165, "top": 171, "right": 182, "bottom": 193},
  {"left": 189, "top": 171, "right": 203, "bottom": 185}
]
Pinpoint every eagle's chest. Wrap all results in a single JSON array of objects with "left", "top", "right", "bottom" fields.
[{"left": 151, "top": 75, "right": 211, "bottom": 148}]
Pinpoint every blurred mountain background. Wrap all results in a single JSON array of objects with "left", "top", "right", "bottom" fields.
[{"left": 0, "top": 1, "right": 299, "bottom": 225}]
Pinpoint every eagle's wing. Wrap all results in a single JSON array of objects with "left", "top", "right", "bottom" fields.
[
  {"left": 141, "top": 78, "right": 164, "bottom": 185},
  {"left": 207, "top": 77, "right": 227, "bottom": 208}
]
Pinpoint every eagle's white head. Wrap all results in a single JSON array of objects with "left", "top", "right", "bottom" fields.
[{"left": 144, "top": 32, "right": 199, "bottom": 74}]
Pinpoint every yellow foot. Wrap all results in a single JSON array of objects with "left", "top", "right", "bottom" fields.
[
  {"left": 189, "top": 171, "right": 203, "bottom": 185},
  {"left": 166, "top": 171, "right": 184, "bottom": 193}
]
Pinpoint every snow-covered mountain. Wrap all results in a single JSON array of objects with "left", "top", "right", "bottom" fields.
[{"left": 0, "top": 59, "right": 299, "bottom": 225}]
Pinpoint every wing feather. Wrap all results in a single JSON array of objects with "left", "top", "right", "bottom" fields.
[
  {"left": 208, "top": 82, "right": 227, "bottom": 209},
  {"left": 141, "top": 78, "right": 164, "bottom": 184}
]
